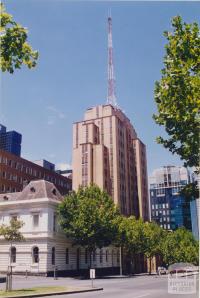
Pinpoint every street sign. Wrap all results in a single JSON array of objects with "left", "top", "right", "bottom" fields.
[{"left": 90, "top": 269, "right": 95, "bottom": 279}]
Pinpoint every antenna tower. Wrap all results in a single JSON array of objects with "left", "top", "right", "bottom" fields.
[{"left": 107, "top": 15, "right": 117, "bottom": 106}]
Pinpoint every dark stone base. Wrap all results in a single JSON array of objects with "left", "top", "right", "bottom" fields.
[
  {"left": 0, "top": 267, "right": 120, "bottom": 278},
  {"left": 47, "top": 267, "right": 120, "bottom": 278},
  {"left": 0, "top": 277, "right": 6, "bottom": 283}
]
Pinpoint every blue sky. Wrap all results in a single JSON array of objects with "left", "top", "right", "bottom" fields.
[{"left": 1, "top": 0, "right": 199, "bottom": 174}]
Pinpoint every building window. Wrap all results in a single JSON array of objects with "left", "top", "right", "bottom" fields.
[
  {"left": 52, "top": 247, "right": 55, "bottom": 265},
  {"left": 85, "top": 248, "right": 88, "bottom": 264},
  {"left": 66, "top": 248, "right": 69, "bottom": 264},
  {"left": 106, "top": 250, "right": 109, "bottom": 262},
  {"left": 30, "top": 187, "right": 36, "bottom": 193},
  {"left": 117, "top": 250, "right": 120, "bottom": 264},
  {"left": 100, "top": 249, "right": 103, "bottom": 263},
  {"left": 32, "top": 247, "right": 39, "bottom": 263},
  {"left": 93, "top": 250, "right": 96, "bottom": 262},
  {"left": 53, "top": 213, "right": 57, "bottom": 232},
  {"left": 10, "top": 247, "right": 16, "bottom": 263},
  {"left": 52, "top": 189, "right": 57, "bottom": 196},
  {"left": 33, "top": 214, "right": 39, "bottom": 228}
]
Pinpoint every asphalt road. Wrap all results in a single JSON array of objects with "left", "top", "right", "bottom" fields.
[{"left": 0, "top": 274, "right": 199, "bottom": 298}]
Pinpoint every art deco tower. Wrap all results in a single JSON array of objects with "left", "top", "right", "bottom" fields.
[{"left": 72, "top": 17, "right": 149, "bottom": 219}]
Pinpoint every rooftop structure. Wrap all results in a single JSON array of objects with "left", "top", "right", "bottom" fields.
[
  {"left": 0, "top": 124, "right": 22, "bottom": 157},
  {"left": 0, "top": 149, "right": 72, "bottom": 195},
  {"left": 149, "top": 166, "right": 192, "bottom": 230}
]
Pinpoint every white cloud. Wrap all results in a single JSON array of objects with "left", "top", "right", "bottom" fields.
[
  {"left": 47, "top": 118, "right": 55, "bottom": 125},
  {"left": 56, "top": 163, "right": 72, "bottom": 171},
  {"left": 46, "top": 106, "right": 66, "bottom": 120}
]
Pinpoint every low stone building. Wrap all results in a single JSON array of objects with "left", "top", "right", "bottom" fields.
[{"left": 0, "top": 180, "right": 120, "bottom": 276}]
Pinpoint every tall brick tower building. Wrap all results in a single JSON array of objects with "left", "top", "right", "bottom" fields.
[{"left": 72, "top": 104, "right": 149, "bottom": 219}]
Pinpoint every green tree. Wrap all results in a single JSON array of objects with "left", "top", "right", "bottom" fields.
[
  {"left": 0, "top": 218, "right": 24, "bottom": 291},
  {"left": 153, "top": 16, "right": 200, "bottom": 168},
  {"left": 161, "top": 228, "right": 199, "bottom": 265},
  {"left": 143, "top": 222, "right": 165, "bottom": 274},
  {"left": 116, "top": 216, "right": 146, "bottom": 274},
  {"left": 0, "top": 3, "right": 38, "bottom": 73},
  {"left": 180, "top": 181, "right": 199, "bottom": 202},
  {"left": 58, "top": 185, "right": 119, "bottom": 267},
  {"left": 0, "top": 218, "right": 24, "bottom": 241}
]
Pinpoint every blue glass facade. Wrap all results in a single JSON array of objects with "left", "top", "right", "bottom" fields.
[
  {"left": 190, "top": 199, "right": 199, "bottom": 240},
  {"left": 150, "top": 166, "right": 192, "bottom": 231},
  {"left": 0, "top": 124, "right": 22, "bottom": 156}
]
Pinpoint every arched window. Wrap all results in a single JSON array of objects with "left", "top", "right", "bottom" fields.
[
  {"left": 66, "top": 248, "right": 69, "bottom": 264},
  {"left": 11, "top": 247, "right": 16, "bottom": 263},
  {"left": 111, "top": 249, "right": 114, "bottom": 266},
  {"left": 117, "top": 250, "right": 120, "bottom": 263},
  {"left": 106, "top": 250, "right": 109, "bottom": 262},
  {"left": 32, "top": 247, "right": 39, "bottom": 263},
  {"left": 92, "top": 249, "right": 96, "bottom": 262},
  {"left": 85, "top": 248, "right": 88, "bottom": 264},
  {"left": 52, "top": 247, "right": 55, "bottom": 265},
  {"left": 100, "top": 249, "right": 103, "bottom": 263}
]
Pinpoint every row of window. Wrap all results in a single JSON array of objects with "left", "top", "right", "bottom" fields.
[
  {"left": 10, "top": 246, "right": 40, "bottom": 264},
  {"left": 160, "top": 224, "right": 171, "bottom": 230},
  {"left": 152, "top": 203, "right": 169, "bottom": 210},
  {"left": 2, "top": 214, "right": 57, "bottom": 231},
  {"left": 0, "top": 156, "right": 70, "bottom": 189},
  {"left": 152, "top": 210, "right": 170, "bottom": 216},
  {"left": 1, "top": 185, "right": 17, "bottom": 192},
  {"left": 10, "top": 247, "right": 120, "bottom": 265},
  {"left": 150, "top": 181, "right": 184, "bottom": 189}
]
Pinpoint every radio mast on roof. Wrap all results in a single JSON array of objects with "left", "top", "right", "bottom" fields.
[{"left": 107, "top": 15, "right": 117, "bottom": 107}]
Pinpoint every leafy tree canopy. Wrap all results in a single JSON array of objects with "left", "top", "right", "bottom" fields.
[
  {"left": 0, "top": 3, "right": 38, "bottom": 73},
  {"left": 161, "top": 227, "right": 199, "bottom": 265},
  {"left": 58, "top": 185, "right": 120, "bottom": 252},
  {"left": 116, "top": 216, "right": 145, "bottom": 256},
  {"left": 153, "top": 16, "right": 200, "bottom": 168},
  {"left": 180, "top": 181, "right": 199, "bottom": 201},
  {"left": 0, "top": 218, "right": 24, "bottom": 241},
  {"left": 143, "top": 221, "right": 166, "bottom": 259}
]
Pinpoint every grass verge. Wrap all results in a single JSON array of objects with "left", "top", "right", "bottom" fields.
[{"left": 0, "top": 286, "right": 69, "bottom": 297}]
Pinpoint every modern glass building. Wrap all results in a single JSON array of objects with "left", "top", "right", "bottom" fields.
[
  {"left": 190, "top": 199, "right": 199, "bottom": 240},
  {"left": 0, "top": 124, "right": 22, "bottom": 156},
  {"left": 149, "top": 166, "right": 192, "bottom": 231}
]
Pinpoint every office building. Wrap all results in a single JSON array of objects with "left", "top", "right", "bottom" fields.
[
  {"left": 0, "top": 124, "right": 22, "bottom": 157},
  {"left": 149, "top": 166, "right": 192, "bottom": 230},
  {"left": 56, "top": 169, "right": 72, "bottom": 179},
  {"left": 0, "top": 149, "right": 71, "bottom": 195},
  {"left": 34, "top": 160, "right": 55, "bottom": 171},
  {"left": 72, "top": 104, "right": 149, "bottom": 219},
  {"left": 190, "top": 198, "right": 199, "bottom": 240}
]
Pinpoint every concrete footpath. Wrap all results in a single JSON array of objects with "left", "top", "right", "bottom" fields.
[{"left": 0, "top": 275, "right": 103, "bottom": 298}]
